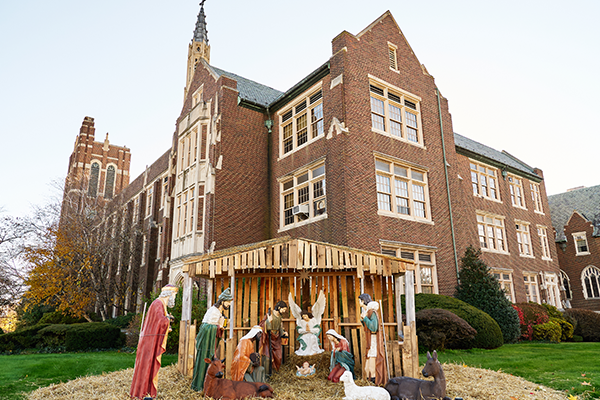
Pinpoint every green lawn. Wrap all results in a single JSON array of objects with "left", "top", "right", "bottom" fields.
[
  {"left": 0, "top": 351, "right": 178, "bottom": 400},
  {"left": 428, "top": 342, "right": 600, "bottom": 399}
]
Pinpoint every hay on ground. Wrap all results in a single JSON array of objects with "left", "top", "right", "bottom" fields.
[{"left": 27, "top": 355, "right": 569, "bottom": 400}]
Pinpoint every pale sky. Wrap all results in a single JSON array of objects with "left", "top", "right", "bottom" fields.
[{"left": 1, "top": 0, "right": 599, "bottom": 218}]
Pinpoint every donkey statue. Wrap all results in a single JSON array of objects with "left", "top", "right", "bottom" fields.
[
  {"left": 203, "top": 357, "right": 274, "bottom": 400},
  {"left": 384, "top": 350, "right": 451, "bottom": 400}
]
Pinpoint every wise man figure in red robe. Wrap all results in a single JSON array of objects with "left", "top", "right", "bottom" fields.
[{"left": 130, "top": 284, "right": 179, "bottom": 399}]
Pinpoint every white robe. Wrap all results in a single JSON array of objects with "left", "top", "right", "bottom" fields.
[{"left": 295, "top": 318, "right": 324, "bottom": 356}]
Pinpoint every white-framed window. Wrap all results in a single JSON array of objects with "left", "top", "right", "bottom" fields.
[
  {"left": 523, "top": 273, "right": 540, "bottom": 303},
  {"left": 573, "top": 232, "right": 590, "bottom": 255},
  {"left": 515, "top": 221, "right": 533, "bottom": 257},
  {"left": 176, "top": 195, "right": 181, "bottom": 237},
  {"left": 132, "top": 197, "right": 140, "bottom": 224},
  {"left": 537, "top": 225, "right": 552, "bottom": 260},
  {"left": 382, "top": 246, "right": 437, "bottom": 294},
  {"left": 375, "top": 157, "right": 430, "bottom": 222},
  {"left": 508, "top": 175, "right": 526, "bottom": 209},
  {"left": 146, "top": 187, "right": 153, "bottom": 217},
  {"left": 280, "top": 162, "right": 327, "bottom": 229},
  {"left": 470, "top": 161, "right": 499, "bottom": 201},
  {"left": 492, "top": 270, "right": 515, "bottom": 302},
  {"left": 543, "top": 272, "right": 562, "bottom": 308},
  {"left": 388, "top": 42, "right": 398, "bottom": 71},
  {"left": 88, "top": 161, "right": 101, "bottom": 198},
  {"left": 582, "top": 266, "right": 600, "bottom": 299},
  {"left": 477, "top": 212, "right": 507, "bottom": 253},
  {"left": 161, "top": 177, "right": 169, "bottom": 210},
  {"left": 369, "top": 78, "right": 422, "bottom": 145},
  {"left": 530, "top": 182, "right": 543, "bottom": 213},
  {"left": 560, "top": 270, "right": 572, "bottom": 300},
  {"left": 188, "top": 187, "right": 195, "bottom": 233},
  {"left": 279, "top": 85, "right": 324, "bottom": 157}
]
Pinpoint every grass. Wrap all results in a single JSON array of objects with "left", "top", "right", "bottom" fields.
[
  {"left": 427, "top": 342, "right": 600, "bottom": 399},
  {"left": 0, "top": 351, "right": 178, "bottom": 400}
]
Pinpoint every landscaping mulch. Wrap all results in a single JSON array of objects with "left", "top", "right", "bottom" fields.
[{"left": 27, "top": 352, "right": 569, "bottom": 400}]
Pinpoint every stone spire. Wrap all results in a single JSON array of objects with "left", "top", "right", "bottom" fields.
[
  {"left": 193, "top": 0, "right": 209, "bottom": 44},
  {"left": 185, "top": 1, "right": 211, "bottom": 99}
]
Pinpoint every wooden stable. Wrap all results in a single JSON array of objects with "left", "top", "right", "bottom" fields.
[{"left": 177, "top": 237, "right": 419, "bottom": 380}]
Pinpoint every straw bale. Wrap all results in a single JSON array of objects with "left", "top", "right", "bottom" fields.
[{"left": 27, "top": 359, "right": 569, "bottom": 400}]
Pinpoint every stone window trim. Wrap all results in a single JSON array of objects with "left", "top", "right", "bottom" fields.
[
  {"left": 515, "top": 219, "right": 534, "bottom": 258},
  {"left": 581, "top": 265, "right": 600, "bottom": 299},
  {"left": 573, "top": 232, "right": 590, "bottom": 256},
  {"left": 278, "top": 158, "right": 328, "bottom": 232},
  {"left": 277, "top": 82, "right": 324, "bottom": 159},
  {"left": 507, "top": 174, "right": 527, "bottom": 210},
  {"left": 380, "top": 240, "right": 438, "bottom": 295},
  {"left": 368, "top": 74, "right": 424, "bottom": 147},
  {"left": 387, "top": 41, "right": 399, "bottom": 72},
  {"left": 560, "top": 270, "right": 572, "bottom": 301},
  {"left": 491, "top": 268, "right": 515, "bottom": 302},
  {"left": 374, "top": 153, "right": 433, "bottom": 224},
  {"left": 541, "top": 271, "right": 562, "bottom": 309},
  {"left": 469, "top": 159, "right": 501, "bottom": 202},
  {"left": 537, "top": 224, "right": 552, "bottom": 261},
  {"left": 476, "top": 211, "right": 509, "bottom": 255}
]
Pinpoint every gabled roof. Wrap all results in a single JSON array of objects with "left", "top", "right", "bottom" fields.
[
  {"left": 211, "top": 66, "right": 283, "bottom": 108},
  {"left": 454, "top": 133, "right": 541, "bottom": 181},
  {"left": 548, "top": 185, "right": 600, "bottom": 240}
]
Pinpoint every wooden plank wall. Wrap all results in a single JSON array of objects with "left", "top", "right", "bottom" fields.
[{"left": 202, "top": 272, "right": 406, "bottom": 378}]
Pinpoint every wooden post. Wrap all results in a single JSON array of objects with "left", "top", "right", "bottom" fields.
[
  {"left": 225, "top": 337, "right": 235, "bottom": 379},
  {"left": 394, "top": 274, "right": 403, "bottom": 340},
  {"left": 207, "top": 279, "right": 214, "bottom": 308},
  {"left": 181, "top": 272, "right": 193, "bottom": 322},
  {"left": 405, "top": 270, "right": 416, "bottom": 326}
]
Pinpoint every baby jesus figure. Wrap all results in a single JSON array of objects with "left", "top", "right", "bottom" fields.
[{"left": 295, "top": 361, "right": 316, "bottom": 377}]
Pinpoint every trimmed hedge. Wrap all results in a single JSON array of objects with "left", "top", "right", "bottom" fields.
[
  {"left": 0, "top": 324, "right": 51, "bottom": 353},
  {"left": 0, "top": 323, "right": 124, "bottom": 353},
  {"left": 416, "top": 308, "right": 477, "bottom": 351},
  {"left": 38, "top": 311, "right": 87, "bottom": 325},
  {"left": 411, "top": 293, "right": 503, "bottom": 349},
  {"left": 563, "top": 308, "right": 600, "bottom": 342}
]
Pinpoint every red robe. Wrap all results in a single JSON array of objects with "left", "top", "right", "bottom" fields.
[{"left": 130, "top": 298, "right": 170, "bottom": 399}]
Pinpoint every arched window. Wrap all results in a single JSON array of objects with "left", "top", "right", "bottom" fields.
[
  {"left": 88, "top": 162, "right": 100, "bottom": 197},
  {"left": 104, "top": 165, "right": 116, "bottom": 199},
  {"left": 582, "top": 266, "right": 600, "bottom": 299},
  {"left": 560, "top": 270, "right": 572, "bottom": 300}
]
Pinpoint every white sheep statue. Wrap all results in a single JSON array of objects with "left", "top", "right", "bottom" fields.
[{"left": 340, "top": 371, "right": 391, "bottom": 400}]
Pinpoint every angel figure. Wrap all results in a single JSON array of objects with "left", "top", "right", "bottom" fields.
[{"left": 288, "top": 291, "right": 326, "bottom": 356}]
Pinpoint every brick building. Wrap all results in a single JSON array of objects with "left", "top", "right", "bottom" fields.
[
  {"left": 548, "top": 185, "right": 600, "bottom": 311},
  {"left": 62, "top": 6, "right": 563, "bottom": 315}
]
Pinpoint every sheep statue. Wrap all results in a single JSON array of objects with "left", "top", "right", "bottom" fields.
[{"left": 340, "top": 370, "right": 390, "bottom": 400}]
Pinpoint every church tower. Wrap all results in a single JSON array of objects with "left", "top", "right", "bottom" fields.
[{"left": 185, "top": 0, "right": 210, "bottom": 99}]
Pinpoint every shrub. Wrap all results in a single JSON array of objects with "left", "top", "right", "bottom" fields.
[
  {"left": 39, "top": 311, "right": 86, "bottom": 325},
  {"left": 551, "top": 317, "right": 574, "bottom": 342},
  {"left": 514, "top": 303, "right": 549, "bottom": 341},
  {"left": 542, "top": 303, "right": 563, "bottom": 319},
  {"left": 563, "top": 308, "right": 600, "bottom": 342},
  {"left": 0, "top": 324, "right": 50, "bottom": 353},
  {"left": 409, "top": 293, "right": 503, "bottom": 349},
  {"left": 64, "top": 323, "right": 124, "bottom": 351},
  {"left": 105, "top": 313, "right": 137, "bottom": 329},
  {"left": 455, "top": 246, "right": 521, "bottom": 344},
  {"left": 38, "top": 324, "right": 72, "bottom": 349},
  {"left": 532, "top": 320, "right": 561, "bottom": 342},
  {"left": 416, "top": 308, "right": 477, "bottom": 351}
]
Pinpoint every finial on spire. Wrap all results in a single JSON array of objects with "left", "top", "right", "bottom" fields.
[{"left": 193, "top": 0, "right": 208, "bottom": 44}]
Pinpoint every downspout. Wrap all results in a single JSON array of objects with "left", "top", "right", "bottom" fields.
[
  {"left": 265, "top": 108, "right": 274, "bottom": 239},
  {"left": 435, "top": 88, "right": 460, "bottom": 284}
]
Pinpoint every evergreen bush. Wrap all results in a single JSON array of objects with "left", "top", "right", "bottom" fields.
[
  {"left": 563, "top": 308, "right": 600, "bottom": 342},
  {"left": 39, "top": 311, "right": 86, "bottom": 325},
  {"left": 455, "top": 246, "right": 520, "bottom": 344},
  {"left": 64, "top": 323, "right": 124, "bottom": 351},
  {"left": 416, "top": 308, "right": 477, "bottom": 351},
  {"left": 410, "top": 293, "right": 503, "bottom": 349},
  {"left": 0, "top": 324, "right": 50, "bottom": 353},
  {"left": 105, "top": 313, "right": 136, "bottom": 329},
  {"left": 551, "top": 317, "right": 574, "bottom": 342}
]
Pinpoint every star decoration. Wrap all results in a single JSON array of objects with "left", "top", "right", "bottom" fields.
[{"left": 298, "top": 269, "right": 311, "bottom": 282}]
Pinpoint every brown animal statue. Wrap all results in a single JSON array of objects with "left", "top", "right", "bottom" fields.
[
  {"left": 203, "top": 357, "right": 274, "bottom": 400},
  {"left": 384, "top": 351, "right": 451, "bottom": 400}
]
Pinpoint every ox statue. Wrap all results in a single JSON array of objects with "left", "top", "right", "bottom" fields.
[
  {"left": 203, "top": 357, "right": 275, "bottom": 400},
  {"left": 384, "top": 351, "right": 451, "bottom": 400}
]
